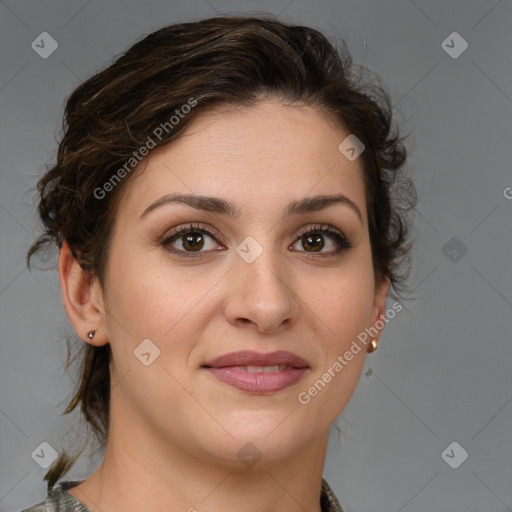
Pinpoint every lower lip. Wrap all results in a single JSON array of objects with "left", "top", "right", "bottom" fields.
[{"left": 205, "top": 366, "right": 309, "bottom": 393}]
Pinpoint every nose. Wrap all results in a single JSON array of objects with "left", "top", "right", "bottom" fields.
[{"left": 222, "top": 244, "right": 300, "bottom": 334}]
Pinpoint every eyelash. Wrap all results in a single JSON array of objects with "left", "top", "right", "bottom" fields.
[{"left": 160, "top": 222, "right": 353, "bottom": 258}]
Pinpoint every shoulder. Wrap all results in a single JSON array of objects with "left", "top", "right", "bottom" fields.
[
  {"left": 321, "top": 477, "right": 345, "bottom": 512},
  {"left": 18, "top": 480, "right": 90, "bottom": 512},
  {"left": 22, "top": 478, "right": 341, "bottom": 511},
  {"left": 19, "top": 502, "right": 47, "bottom": 512}
]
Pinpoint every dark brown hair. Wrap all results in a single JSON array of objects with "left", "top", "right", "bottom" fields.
[{"left": 26, "top": 14, "right": 416, "bottom": 491}]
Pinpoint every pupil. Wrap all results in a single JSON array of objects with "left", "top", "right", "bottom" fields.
[
  {"left": 184, "top": 233, "right": 203, "bottom": 251},
  {"left": 304, "top": 234, "right": 323, "bottom": 252}
]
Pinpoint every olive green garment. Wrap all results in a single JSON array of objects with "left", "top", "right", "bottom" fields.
[{"left": 20, "top": 476, "right": 344, "bottom": 512}]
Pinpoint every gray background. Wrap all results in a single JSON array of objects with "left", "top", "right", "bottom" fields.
[{"left": 1, "top": 1, "right": 511, "bottom": 511}]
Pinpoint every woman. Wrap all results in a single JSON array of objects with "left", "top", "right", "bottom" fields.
[{"left": 23, "top": 14, "right": 415, "bottom": 512}]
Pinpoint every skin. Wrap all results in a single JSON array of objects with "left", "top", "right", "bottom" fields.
[{"left": 60, "top": 99, "right": 389, "bottom": 512}]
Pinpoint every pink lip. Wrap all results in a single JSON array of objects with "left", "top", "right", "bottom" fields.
[
  {"left": 203, "top": 350, "right": 309, "bottom": 368},
  {"left": 202, "top": 350, "right": 310, "bottom": 394}
]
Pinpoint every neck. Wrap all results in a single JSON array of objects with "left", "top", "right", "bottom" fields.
[{"left": 68, "top": 408, "right": 330, "bottom": 512}]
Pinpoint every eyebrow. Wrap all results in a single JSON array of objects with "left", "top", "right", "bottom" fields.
[{"left": 140, "top": 193, "right": 363, "bottom": 223}]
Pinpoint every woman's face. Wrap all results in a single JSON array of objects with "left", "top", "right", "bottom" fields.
[{"left": 89, "top": 100, "right": 389, "bottom": 467}]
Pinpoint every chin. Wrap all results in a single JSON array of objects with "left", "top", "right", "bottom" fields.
[{"left": 194, "top": 418, "right": 315, "bottom": 468}]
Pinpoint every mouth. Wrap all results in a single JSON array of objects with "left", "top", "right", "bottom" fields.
[{"left": 201, "top": 350, "right": 310, "bottom": 393}]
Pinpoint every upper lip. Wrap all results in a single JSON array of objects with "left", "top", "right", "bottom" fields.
[{"left": 202, "top": 350, "right": 309, "bottom": 368}]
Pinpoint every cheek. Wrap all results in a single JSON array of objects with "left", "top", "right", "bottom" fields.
[
  {"left": 312, "top": 256, "right": 376, "bottom": 344},
  {"left": 102, "top": 251, "right": 200, "bottom": 410},
  {"left": 296, "top": 264, "right": 374, "bottom": 426},
  {"left": 318, "top": 290, "right": 374, "bottom": 377},
  {"left": 103, "top": 247, "right": 207, "bottom": 339}
]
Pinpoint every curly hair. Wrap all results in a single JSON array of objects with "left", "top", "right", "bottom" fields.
[{"left": 26, "top": 14, "right": 416, "bottom": 492}]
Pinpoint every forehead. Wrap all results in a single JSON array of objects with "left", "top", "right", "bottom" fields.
[{"left": 118, "top": 100, "right": 367, "bottom": 223}]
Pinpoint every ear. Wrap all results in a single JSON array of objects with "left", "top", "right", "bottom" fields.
[
  {"left": 58, "top": 241, "right": 109, "bottom": 346},
  {"left": 369, "top": 274, "right": 391, "bottom": 345}
]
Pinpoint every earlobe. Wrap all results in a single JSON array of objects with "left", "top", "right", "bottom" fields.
[
  {"left": 368, "top": 275, "right": 391, "bottom": 350},
  {"left": 58, "top": 241, "right": 109, "bottom": 346}
]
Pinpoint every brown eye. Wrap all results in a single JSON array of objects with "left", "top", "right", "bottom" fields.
[
  {"left": 176, "top": 231, "right": 206, "bottom": 251},
  {"left": 161, "top": 224, "right": 222, "bottom": 256},
  {"left": 292, "top": 225, "right": 352, "bottom": 256},
  {"left": 301, "top": 233, "right": 325, "bottom": 252}
]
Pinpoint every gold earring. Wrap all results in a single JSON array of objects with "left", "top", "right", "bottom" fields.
[
  {"left": 367, "top": 339, "right": 378, "bottom": 353},
  {"left": 87, "top": 330, "right": 96, "bottom": 340}
]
